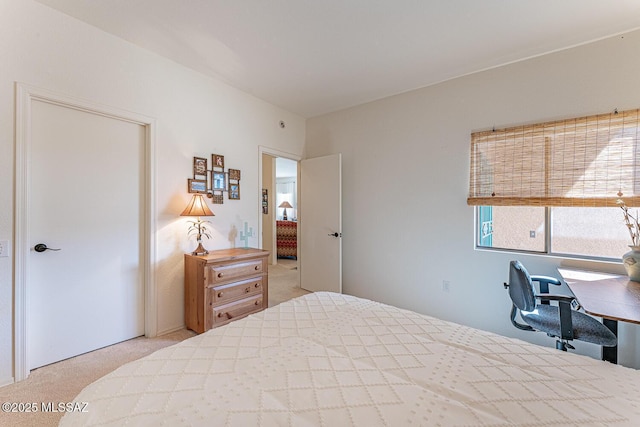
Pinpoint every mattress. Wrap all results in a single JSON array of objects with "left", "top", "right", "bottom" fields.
[{"left": 61, "top": 292, "right": 640, "bottom": 426}]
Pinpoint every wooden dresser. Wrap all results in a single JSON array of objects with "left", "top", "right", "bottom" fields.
[{"left": 184, "top": 248, "right": 269, "bottom": 333}]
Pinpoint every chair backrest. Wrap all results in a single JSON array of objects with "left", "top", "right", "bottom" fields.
[{"left": 508, "top": 260, "right": 536, "bottom": 312}]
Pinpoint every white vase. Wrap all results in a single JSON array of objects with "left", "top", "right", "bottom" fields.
[{"left": 622, "top": 245, "right": 640, "bottom": 282}]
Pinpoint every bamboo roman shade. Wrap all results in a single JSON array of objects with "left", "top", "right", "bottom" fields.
[{"left": 467, "top": 109, "right": 640, "bottom": 207}]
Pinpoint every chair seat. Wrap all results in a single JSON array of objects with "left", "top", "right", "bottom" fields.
[{"left": 522, "top": 305, "right": 617, "bottom": 347}]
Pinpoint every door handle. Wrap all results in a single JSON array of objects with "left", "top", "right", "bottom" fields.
[
  {"left": 328, "top": 232, "right": 342, "bottom": 237},
  {"left": 34, "top": 243, "right": 61, "bottom": 253}
]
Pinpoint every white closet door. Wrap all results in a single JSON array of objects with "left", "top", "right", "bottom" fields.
[{"left": 28, "top": 100, "right": 145, "bottom": 369}]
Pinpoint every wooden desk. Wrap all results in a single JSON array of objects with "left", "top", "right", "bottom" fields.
[{"left": 557, "top": 268, "right": 640, "bottom": 364}]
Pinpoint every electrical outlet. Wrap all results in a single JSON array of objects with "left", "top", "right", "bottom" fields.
[
  {"left": 442, "top": 280, "right": 450, "bottom": 293},
  {"left": 530, "top": 230, "right": 536, "bottom": 238},
  {"left": 0, "top": 240, "right": 9, "bottom": 257}
]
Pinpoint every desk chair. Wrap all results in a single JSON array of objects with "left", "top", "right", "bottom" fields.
[{"left": 504, "top": 260, "right": 617, "bottom": 352}]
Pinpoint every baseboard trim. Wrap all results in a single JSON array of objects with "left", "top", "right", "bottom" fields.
[{"left": 156, "top": 325, "right": 187, "bottom": 336}]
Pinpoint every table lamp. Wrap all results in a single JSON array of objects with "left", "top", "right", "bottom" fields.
[
  {"left": 181, "top": 194, "right": 215, "bottom": 255},
  {"left": 279, "top": 201, "right": 293, "bottom": 220}
]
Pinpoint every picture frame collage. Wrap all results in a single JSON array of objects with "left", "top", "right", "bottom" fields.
[{"left": 188, "top": 154, "right": 241, "bottom": 204}]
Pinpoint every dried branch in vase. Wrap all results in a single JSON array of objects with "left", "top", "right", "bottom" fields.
[{"left": 617, "top": 199, "right": 640, "bottom": 248}]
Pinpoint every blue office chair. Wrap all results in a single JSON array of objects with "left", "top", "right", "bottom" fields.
[{"left": 504, "top": 260, "right": 617, "bottom": 352}]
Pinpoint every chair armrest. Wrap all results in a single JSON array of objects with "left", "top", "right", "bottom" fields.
[
  {"left": 537, "top": 294, "right": 575, "bottom": 341},
  {"left": 531, "top": 275, "right": 562, "bottom": 304},
  {"left": 536, "top": 293, "right": 575, "bottom": 303},
  {"left": 531, "top": 275, "right": 561, "bottom": 296},
  {"left": 530, "top": 275, "right": 561, "bottom": 286}
]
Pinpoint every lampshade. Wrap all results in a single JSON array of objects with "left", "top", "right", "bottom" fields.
[
  {"left": 181, "top": 194, "right": 215, "bottom": 217},
  {"left": 278, "top": 201, "right": 293, "bottom": 209}
]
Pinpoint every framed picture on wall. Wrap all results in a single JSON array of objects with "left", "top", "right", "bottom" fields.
[
  {"left": 229, "top": 183, "right": 240, "bottom": 200},
  {"left": 187, "top": 179, "right": 207, "bottom": 193},
  {"left": 211, "top": 192, "right": 224, "bottom": 204},
  {"left": 228, "top": 168, "right": 241, "bottom": 181},
  {"left": 212, "top": 154, "right": 225, "bottom": 169},
  {"left": 262, "top": 188, "right": 268, "bottom": 214},
  {"left": 212, "top": 171, "right": 226, "bottom": 190},
  {"left": 193, "top": 157, "right": 207, "bottom": 177}
]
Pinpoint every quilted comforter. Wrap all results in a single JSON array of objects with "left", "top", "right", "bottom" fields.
[{"left": 61, "top": 292, "right": 640, "bottom": 426}]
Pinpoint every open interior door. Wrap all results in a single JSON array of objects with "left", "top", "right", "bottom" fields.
[{"left": 300, "top": 153, "right": 342, "bottom": 293}]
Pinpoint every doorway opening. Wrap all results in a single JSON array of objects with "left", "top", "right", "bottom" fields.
[
  {"left": 259, "top": 147, "right": 307, "bottom": 307},
  {"left": 274, "top": 157, "right": 298, "bottom": 262}
]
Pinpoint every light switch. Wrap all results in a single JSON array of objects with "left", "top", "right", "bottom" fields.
[{"left": 0, "top": 240, "right": 10, "bottom": 257}]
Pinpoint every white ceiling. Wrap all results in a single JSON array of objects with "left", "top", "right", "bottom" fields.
[{"left": 34, "top": 0, "right": 640, "bottom": 118}]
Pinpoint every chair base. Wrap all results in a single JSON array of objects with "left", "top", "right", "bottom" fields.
[{"left": 555, "top": 340, "right": 574, "bottom": 351}]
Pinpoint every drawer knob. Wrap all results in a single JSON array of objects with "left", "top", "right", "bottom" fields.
[
  {"left": 255, "top": 300, "right": 260, "bottom": 306},
  {"left": 254, "top": 266, "right": 260, "bottom": 270},
  {"left": 217, "top": 292, "right": 223, "bottom": 298},
  {"left": 217, "top": 312, "right": 224, "bottom": 318},
  {"left": 217, "top": 272, "right": 224, "bottom": 278},
  {"left": 254, "top": 283, "right": 260, "bottom": 288},
  {"left": 245, "top": 287, "right": 250, "bottom": 293}
]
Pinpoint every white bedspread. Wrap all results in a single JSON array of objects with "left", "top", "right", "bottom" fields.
[{"left": 61, "top": 292, "right": 640, "bottom": 426}]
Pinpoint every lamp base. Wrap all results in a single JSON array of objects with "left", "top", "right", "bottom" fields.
[{"left": 191, "top": 242, "right": 209, "bottom": 256}]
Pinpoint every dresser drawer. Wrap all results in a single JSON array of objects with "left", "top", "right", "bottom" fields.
[
  {"left": 207, "top": 259, "right": 264, "bottom": 284},
  {"left": 211, "top": 294, "right": 263, "bottom": 327},
  {"left": 210, "top": 277, "right": 264, "bottom": 304}
]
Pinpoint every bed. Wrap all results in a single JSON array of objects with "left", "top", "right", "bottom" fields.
[{"left": 61, "top": 292, "right": 640, "bottom": 426}]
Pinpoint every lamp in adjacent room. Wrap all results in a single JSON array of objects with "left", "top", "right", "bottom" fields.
[
  {"left": 180, "top": 194, "right": 215, "bottom": 255},
  {"left": 279, "top": 201, "right": 293, "bottom": 221}
]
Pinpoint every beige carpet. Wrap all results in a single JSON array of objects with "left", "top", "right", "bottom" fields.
[
  {"left": 0, "top": 263, "right": 308, "bottom": 426},
  {"left": 0, "top": 329, "right": 195, "bottom": 427},
  {"left": 268, "top": 258, "right": 310, "bottom": 307}
]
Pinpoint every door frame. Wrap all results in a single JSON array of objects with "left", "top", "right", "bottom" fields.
[
  {"left": 14, "top": 83, "right": 157, "bottom": 381},
  {"left": 257, "top": 146, "right": 301, "bottom": 261}
]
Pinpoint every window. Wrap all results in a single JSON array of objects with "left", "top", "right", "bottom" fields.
[
  {"left": 477, "top": 206, "right": 630, "bottom": 259},
  {"left": 478, "top": 206, "right": 545, "bottom": 253},
  {"left": 276, "top": 179, "right": 296, "bottom": 220},
  {"left": 550, "top": 207, "right": 629, "bottom": 258},
  {"left": 469, "top": 109, "right": 640, "bottom": 259}
]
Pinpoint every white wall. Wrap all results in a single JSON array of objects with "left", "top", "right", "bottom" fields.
[
  {"left": 0, "top": 0, "right": 305, "bottom": 385},
  {"left": 306, "top": 30, "right": 640, "bottom": 368}
]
